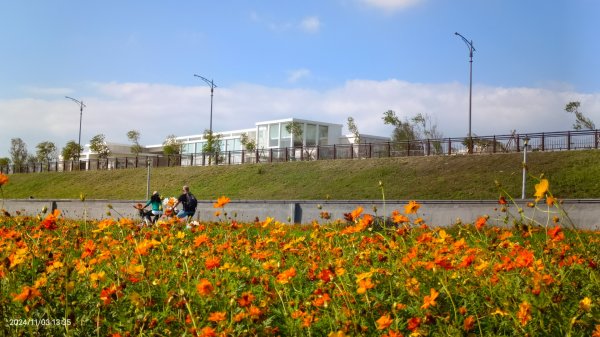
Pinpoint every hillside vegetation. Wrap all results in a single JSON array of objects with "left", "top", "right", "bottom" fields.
[{"left": 2, "top": 150, "right": 600, "bottom": 200}]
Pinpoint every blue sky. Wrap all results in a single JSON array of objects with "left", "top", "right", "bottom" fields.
[{"left": 1, "top": 0, "right": 599, "bottom": 158}]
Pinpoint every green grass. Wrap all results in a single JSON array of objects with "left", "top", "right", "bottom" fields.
[{"left": 3, "top": 150, "right": 600, "bottom": 200}]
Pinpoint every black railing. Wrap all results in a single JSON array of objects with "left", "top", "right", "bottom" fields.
[{"left": 2, "top": 129, "right": 598, "bottom": 174}]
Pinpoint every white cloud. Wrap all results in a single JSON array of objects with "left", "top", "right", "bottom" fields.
[
  {"left": 300, "top": 16, "right": 321, "bottom": 33},
  {"left": 359, "top": 0, "right": 425, "bottom": 12},
  {"left": 250, "top": 11, "right": 321, "bottom": 34},
  {"left": 2, "top": 80, "right": 599, "bottom": 158},
  {"left": 22, "top": 86, "right": 74, "bottom": 96},
  {"left": 287, "top": 69, "right": 311, "bottom": 83}
]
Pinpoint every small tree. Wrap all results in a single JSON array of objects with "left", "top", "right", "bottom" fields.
[
  {"left": 162, "top": 134, "right": 183, "bottom": 155},
  {"left": 127, "top": 130, "right": 143, "bottom": 155},
  {"left": 565, "top": 101, "right": 595, "bottom": 130},
  {"left": 202, "top": 129, "right": 222, "bottom": 165},
  {"left": 89, "top": 134, "right": 111, "bottom": 168},
  {"left": 9, "top": 138, "right": 28, "bottom": 170},
  {"left": 61, "top": 140, "right": 83, "bottom": 161},
  {"left": 36, "top": 141, "right": 58, "bottom": 166},
  {"left": 383, "top": 110, "right": 421, "bottom": 154},
  {"left": 285, "top": 121, "right": 304, "bottom": 147},
  {"left": 240, "top": 133, "right": 256, "bottom": 151},
  {"left": 0, "top": 157, "right": 10, "bottom": 167},
  {"left": 346, "top": 117, "right": 360, "bottom": 144}
]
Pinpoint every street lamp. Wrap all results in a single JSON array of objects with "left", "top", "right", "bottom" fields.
[
  {"left": 454, "top": 32, "right": 476, "bottom": 153},
  {"left": 65, "top": 96, "right": 86, "bottom": 162},
  {"left": 521, "top": 137, "right": 530, "bottom": 200},
  {"left": 193, "top": 74, "right": 217, "bottom": 134}
]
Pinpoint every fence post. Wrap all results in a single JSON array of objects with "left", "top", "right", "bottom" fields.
[
  {"left": 369, "top": 143, "right": 372, "bottom": 158},
  {"left": 541, "top": 133, "right": 545, "bottom": 151},
  {"left": 406, "top": 141, "right": 410, "bottom": 156},
  {"left": 567, "top": 131, "right": 571, "bottom": 150},
  {"left": 255, "top": 149, "right": 259, "bottom": 163},
  {"left": 316, "top": 146, "right": 320, "bottom": 160},
  {"left": 448, "top": 138, "right": 451, "bottom": 155},
  {"left": 350, "top": 144, "right": 354, "bottom": 159},
  {"left": 426, "top": 140, "right": 430, "bottom": 156},
  {"left": 595, "top": 130, "right": 599, "bottom": 149},
  {"left": 333, "top": 145, "right": 336, "bottom": 160},
  {"left": 517, "top": 136, "right": 521, "bottom": 152}
]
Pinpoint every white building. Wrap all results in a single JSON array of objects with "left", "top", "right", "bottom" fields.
[{"left": 81, "top": 117, "right": 390, "bottom": 166}]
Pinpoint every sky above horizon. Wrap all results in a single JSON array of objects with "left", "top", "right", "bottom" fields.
[{"left": 1, "top": 0, "right": 599, "bottom": 159}]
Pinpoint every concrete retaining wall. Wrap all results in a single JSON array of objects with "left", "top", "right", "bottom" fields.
[{"left": 3, "top": 199, "right": 599, "bottom": 230}]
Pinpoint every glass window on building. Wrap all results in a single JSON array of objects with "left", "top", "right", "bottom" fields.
[
  {"left": 182, "top": 143, "right": 194, "bottom": 154},
  {"left": 225, "top": 139, "right": 234, "bottom": 151},
  {"left": 257, "top": 125, "right": 268, "bottom": 149},
  {"left": 319, "top": 125, "right": 329, "bottom": 146},
  {"left": 306, "top": 124, "right": 317, "bottom": 146},
  {"left": 281, "top": 123, "right": 292, "bottom": 147},
  {"left": 269, "top": 123, "right": 280, "bottom": 147}
]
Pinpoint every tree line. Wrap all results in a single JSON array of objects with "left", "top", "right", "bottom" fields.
[{"left": 1, "top": 101, "right": 595, "bottom": 169}]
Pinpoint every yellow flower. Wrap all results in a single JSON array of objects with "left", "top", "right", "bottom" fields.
[
  {"left": 579, "top": 297, "right": 592, "bottom": 312},
  {"left": 534, "top": 179, "right": 549, "bottom": 202}
]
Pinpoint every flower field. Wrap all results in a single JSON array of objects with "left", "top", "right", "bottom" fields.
[{"left": 0, "top": 177, "right": 599, "bottom": 336}]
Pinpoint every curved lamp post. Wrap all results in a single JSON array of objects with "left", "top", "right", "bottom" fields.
[
  {"left": 65, "top": 96, "right": 86, "bottom": 161},
  {"left": 454, "top": 32, "right": 475, "bottom": 153},
  {"left": 193, "top": 74, "right": 217, "bottom": 134}
]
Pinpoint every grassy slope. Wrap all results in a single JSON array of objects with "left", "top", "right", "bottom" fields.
[{"left": 3, "top": 150, "right": 600, "bottom": 200}]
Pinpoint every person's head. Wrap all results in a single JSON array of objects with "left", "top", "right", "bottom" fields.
[
  {"left": 151, "top": 191, "right": 161, "bottom": 202},
  {"left": 182, "top": 185, "right": 190, "bottom": 194}
]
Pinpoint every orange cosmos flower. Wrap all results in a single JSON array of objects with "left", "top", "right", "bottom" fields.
[
  {"left": 421, "top": 288, "right": 439, "bottom": 309},
  {"left": 237, "top": 292, "right": 255, "bottom": 307},
  {"left": 534, "top": 179, "right": 549, "bottom": 202},
  {"left": 312, "top": 292, "right": 331, "bottom": 307},
  {"left": 376, "top": 314, "right": 393, "bottom": 330},
  {"left": 548, "top": 225, "right": 564, "bottom": 242},
  {"left": 0, "top": 173, "right": 8, "bottom": 186},
  {"left": 135, "top": 239, "right": 161, "bottom": 256},
  {"left": 81, "top": 239, "right": 96, "bottom": 259},
  {"left": 276, "top": 267, "right": 297, "bottom": 284},
  {"left": 213, "top": 196, "right": 230, "bottom": 208},
  {"left": 474, "top": 216, "right": 487, "bottom": 230},
  {"left": 199, "top": 326, "right": 217, "bottom": 337},
  {"left": 344, "top": 206, "right": 364, "bottom": 222},
  {"left": 357, "top": 278, "right": 375, "bottom": 294},
  {"left": 463, "top": 315, "right": 475, "bottom": 332},
  {"left": 391, "top": 210, "right": 409, "bottom": 223},
  {"left": 407, "top": 317, "right": 421, "bottom": 332},
  {"left": 204, "top": 256, "right": 221, "bottom": 270},
  {"left": 498, "top": 196, "right": 507, "bottom": 205},
  {"left": 382, "top": 331, "right": 403, "bottom": 337},
  {"left": 194, "top": 234, "right": 211, "bottom": 247},
  {"left": 100, "top": 284, "right": 121, "bottom": 305},
  {"left": 404, "top": 201, "right": 420, "bottom": 214},
  {"left": 319, "top": 269, "right": 335, "bottom": 283},
  {"left": 41, "top": 209, "right": 61, "bottom": 230},
  {"left": 12, "top": 286, "right": 42, "bottom": 302},
  {"left": 196, "top": 278, "right": 214, "bottom": 296},
  {"left": 517, "top": 301, "right": 532, "bottom": 326},
  {"left": 248, "top": 305, "right": 262, "bottom": 320},
  {"left": 207, "top": 311, "right": 227, "bottom": 322}
]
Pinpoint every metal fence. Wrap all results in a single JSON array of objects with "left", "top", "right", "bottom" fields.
[{"left": 2, "top": 129, "right": 598, "bottom": 174}]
